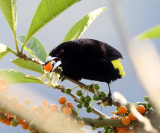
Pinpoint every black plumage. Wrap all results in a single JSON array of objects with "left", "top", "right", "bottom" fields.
[{"left": 47, "top": 39, "right": 125, "bottom": 105}]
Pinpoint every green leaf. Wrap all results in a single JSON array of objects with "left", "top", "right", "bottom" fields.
[
  {"left": 17, "top": 36, "right": 47, "bottom": 63},
  {"left": 0, "top": 69, "right": 43, "bottom": 84},
  {"left": 137, "top": 25, "right": 160, "bottom": 40},
  {"left": 0, "top": 43, "right": 11, "bottom": 60},
  {"left": 62, "top": 7, "right": 106, "bottom": 42},
  {"left": 0, "top": 0, "right": 17, "bottom": 32},
  {"left": 25, "top": 0, "right": 80, "bottom": 43},
  {"left": 11, "top": 58, "right": 44, "bottom": 74}
]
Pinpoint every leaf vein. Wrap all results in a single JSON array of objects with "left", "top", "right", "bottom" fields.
[
  {"left": 47, "top": 0, "right": 54, "bottom": 18},
  {"left": 53, "top": 0, "right": 60, "bottom": 13},
  {"left": 63, "top": 0, "right": 68, "bottom": 8},
  {"left": 0, "top": 0, "right": 11, "bottom": 5}
]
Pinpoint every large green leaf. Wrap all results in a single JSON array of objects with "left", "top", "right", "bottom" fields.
[
  {"left": 11, "top": 58, "right": 44, "bottom": 74},
  {"left": 62, "top": 7, "right": 106, "bottom": 42},
  {"left": 0, "top": 43, "right": 11, "bottom": 60},
  {"left": 0, "top": 69, "right": 43, "bottom": 84},
  {"left": 17, "top": 36, "right": 47, "bottom": 63},
  {"left": 137, "top": 25, "right": 160, "bottom": 40},
  {"left": 0, "top": 0, "right": 17, "bottom": 32},
  {"left": 25, "top": 0, "right": 80, "bottom": 43}
]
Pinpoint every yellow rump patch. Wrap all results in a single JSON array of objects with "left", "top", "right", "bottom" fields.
[{"left": 111, "top": 59, "right": 125, "bottom": 76}]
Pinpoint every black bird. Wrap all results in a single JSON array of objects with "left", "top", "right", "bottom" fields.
[{"left": 45, "top": 39, "right": 125, "bottom": 105}]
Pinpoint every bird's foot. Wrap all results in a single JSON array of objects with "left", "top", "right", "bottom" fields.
[
  {"left": 40, "top": 72, "right": 49, "bottom": 82},
  {"left": 46, "top": 79, "right": 54, "bottom": 87}
]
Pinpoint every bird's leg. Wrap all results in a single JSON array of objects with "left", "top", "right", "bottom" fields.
[
  {"left": 46, "top": 72, "right": 54, "bottom": 87},
  {"left": 59, "top": 71, "right": 65, "bottom": 82},
  {"left": 107, "top": 83, "right": 112, "bottom": 106}
]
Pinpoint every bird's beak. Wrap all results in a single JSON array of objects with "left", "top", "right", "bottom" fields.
[{"left": 45, "top": 56, "right": 62, "bottom": 71}]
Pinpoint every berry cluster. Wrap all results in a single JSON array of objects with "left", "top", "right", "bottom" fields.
[
  {"left": 103, "top": 104, "right": 147, "bottom": 133},
  {"left": 0, "top": 78, "right": 85, "bottom": 133},
  {"left": 65, "top": 84, "right": 106, "bottom": 113}
]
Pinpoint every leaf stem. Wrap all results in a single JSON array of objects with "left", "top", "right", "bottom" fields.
[
  {"left": 13, "top": 33, "right": 19, "bottom": 55},
  {"left": 21, "top": 40, "right": 27, "bottom": 54}
]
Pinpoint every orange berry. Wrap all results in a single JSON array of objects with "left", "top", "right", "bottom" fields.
[
  {"left": 16, "top": 118, "right": 24, "bottom": 125},
  {"left": 63, "top": 107, "right": 72, "bottom": 115},
  {"left": 0, "top": 78, "right": 7, "bottom": 85},
  {"left": 2, "top": 117, "right": 11, "bottom": 126},
  {"left": 22, "top": 122, "right": 29, "bottom": 130},
  {"left": 128, "top": 129, "right": 136, "bottom": 133},
  {"left": 43, "top": 63, "right": 53, "bottom": 72},
  {"left": 50, "top": 104, "right": 59, "bottom": 112},
  {"left": 42, "top": 99, "right": 48, "bottom": 106},
  {"left": 118, "top": 105, "right": 127, "bottom": 114},
  {"left": 137, "top": 105, "right": 145, "bottom": 114},
  {"left": 122, "top": 116, "right": 131, "bottom": 125},
  {"left": 58, "top": 96, "right": 67, "bottom": 104},
  {"left": 117, "top": 127, "right": 128, "bottom": 133},
  {"left": 0, "top": 85, "right": 8, "bottom": 94},
  {"left": 129, "top": 112, "right": 136, "bottom": 121},
  {"left": 5, "top": 121, "right": 11, "bottom": 126},
  {"left": 16, "top": 103, "right": 25, "bottom": 112},
  {"left": 66, "top": 102, "right": 74, "bottom": 108}
]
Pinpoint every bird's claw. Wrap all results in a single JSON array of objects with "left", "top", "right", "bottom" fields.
[{"left": 46, "top": 80, "right": 54, "bottom": 87}]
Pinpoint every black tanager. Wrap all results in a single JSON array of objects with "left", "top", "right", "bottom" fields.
[{"left": 45, "top": 39, "right": 125, "bottom": 105}]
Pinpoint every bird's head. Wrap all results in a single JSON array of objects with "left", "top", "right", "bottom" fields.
[{"left": 44, "top": 48, "right": 64, "bottom": 72}]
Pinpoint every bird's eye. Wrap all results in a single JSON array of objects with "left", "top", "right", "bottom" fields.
[{"left": 59, "top": 49, "right": 64, "bottom": 55}]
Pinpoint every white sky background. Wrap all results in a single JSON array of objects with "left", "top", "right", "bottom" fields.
[{"left": 0, "top": 0, "right": 160, "bottom": 132}]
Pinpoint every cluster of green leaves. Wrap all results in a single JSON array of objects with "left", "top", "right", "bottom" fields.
[{"left": 0, "top": 0, "right": 106, "bottom": 84}]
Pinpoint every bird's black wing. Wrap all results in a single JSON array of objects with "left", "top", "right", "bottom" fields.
[{"left": 102, "top": 42, "right": 123, "bottom": 61}]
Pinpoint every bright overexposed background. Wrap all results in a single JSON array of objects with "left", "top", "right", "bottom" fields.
[{"left": 0, "top": 0, "right": 160, "bottom": 132}]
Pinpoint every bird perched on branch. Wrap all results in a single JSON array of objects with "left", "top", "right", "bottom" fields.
[{"left": 44, "top": 39, "right": 125, "bottom": 105}]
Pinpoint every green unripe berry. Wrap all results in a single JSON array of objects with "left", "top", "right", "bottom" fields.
[
  {"left": 65, "top": 88, "right": 71, "bottom": 94},
  {"left": 76, "top": 90, "right": 82, "bottom": 96},
  {"left": 93, "top": 94, "right": 100, "bottom": 101},
  {"left": 91, "top": 127, "right": 97, "bottom": 130},
  {"left": 86, "top": 106, "right": 92, "bottom": 113},
  {"left": 80, "top": 96, "right": 84, "bottom": 103},
  {"left": 94, "top": 84, "right": 100, "bottom": 90},
  {"left": 103, "top": 126, "right": 110, "bottom": 133},
  {"left": 11, "top": 119, "right": 19, "bottom": 127},
  {"left": 99, "top": 91, "right": 106, "bottom": 99},
  {"left": 77, "top": 103, "right": 82, "bottom": 109},
  {"left": 108, "top": 129, "right": 114, "bottom": 133},
  {"left": 84, "top": 96, "right": 91, "bottom": 103},
  {"left": 0, "top": 114, "right": 5, "bottom": 121},
  {"left": 144, "top": 96, "right": 150, "bottom": 102},
  {"left": 29, "top": 124, "right": 36, "bottom": 131},
  {"left": 83, "top": 103, "right": 89, "bottom": 108}
]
